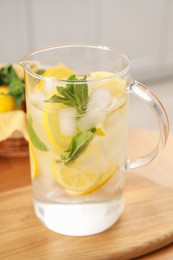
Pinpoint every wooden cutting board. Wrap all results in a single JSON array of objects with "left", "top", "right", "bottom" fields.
[{"left": 1, "top": 172, "right": 173, "bottom": 260}]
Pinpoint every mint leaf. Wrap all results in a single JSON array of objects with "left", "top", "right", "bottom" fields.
[
  {"left": 45, "top": 74, "right": 88, "bottom": 115},
  {"left": 0, "top": 65, "right": 25, "bottom": 108},
  {"left": 56, "top": 86, "right": 76, "bottom": 102},
  {"left": 74, "top": 80, "right": 88, "bottom": 113},
  {"left": 14, "top": 92, "right": 25, "bottom": 108},
  {"left": 9, "top": 77, "right": 24, "bottom": 95},
  {"left": 45, "top": 94, "right": 77, "bottom": 108},
  {"left": 8, "top": 78, "right": 25, "bottom": 108},
  {"left": 60, "top": 128, "right": 96, "bottom": 163},
  {"left": 66, "top": 74, "right": 77, "bottom": 92},
  {"left": 0, "top": 65, "right": 16, "bottom": 85},
  {"left": 36, "top": 69, "right": 46, "bottom": 75},
  {"left": 28, "top": 116, "right": 48, "bottom": 151}
]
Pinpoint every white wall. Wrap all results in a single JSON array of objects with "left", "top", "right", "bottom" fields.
[{"left": 0, "top": 0, "right": 173, "bottom": 81}]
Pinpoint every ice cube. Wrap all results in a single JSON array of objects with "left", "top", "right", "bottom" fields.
[
  {"left": 59, "top": 108, "right": 77, "bottom": 136},
  {"left": 78, "top": 88, "right": 112, "bottom": 131},
  {"left": 44, "top": 81, "right": 57, "bottom": 93},
  {"left": 78, "top": 110, "right": 106, "bottom": 131},
  {"left": 29, "top": 92, "right": 46, "bottom": 106},
  {"left": 29, "top": 92, "right": 45, "bottom": 105},
  {"left": 87, "top": 88, "right": 113, "bottom": 111}
]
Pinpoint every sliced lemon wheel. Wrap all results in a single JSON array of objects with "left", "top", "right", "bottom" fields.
[
  {"left": 52, "top": 161, "right": 118, "bottom": 196},
  {"left": 38, "top": 65, "right": 75, "bottom": 150},
  {"left": 29, "top": 144, "right": 39, "bottom": 179},
  {"left": 96, "top": 126, "right": 106, "bottom": 136},
  {"left": 98, "top": 164, "right": 118, "bottom": 186},
  {"left": 66, "top": 164, "right": 118, "bottom": 196},
  {"left": 90, "top": 71, "right": 126, "bottom": 98},
  {"left": 43, "top": 105, "right": 75, "bottom": 151},
  {"left": 37, "top": 65, "right": 74, "bottom": 90},
  {"left": 51, "top": 162, "right": 101, "bottom": 193},
  {"left": 43, "top": 65, "right": 74, "bottom": 78}
]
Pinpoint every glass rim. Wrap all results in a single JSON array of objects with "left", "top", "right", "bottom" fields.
[{"left": 19, "top": 44, "right": 131, "bottom": 84}]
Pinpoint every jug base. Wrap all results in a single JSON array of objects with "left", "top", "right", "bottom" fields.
[{"left": 34, "top": 197, "right": 124, "bottom": 236}]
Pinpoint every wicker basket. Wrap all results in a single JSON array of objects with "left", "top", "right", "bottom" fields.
[{"left": 0, "top": 137, "right": 29, "bottom": 158}]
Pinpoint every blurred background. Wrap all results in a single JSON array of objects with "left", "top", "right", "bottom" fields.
[{"left": 0, "top": 0, "right": 172, "bottom": 130}]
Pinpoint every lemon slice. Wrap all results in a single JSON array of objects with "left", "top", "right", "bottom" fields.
[
  {"left": 98, "top": 164, "right": 118, "bottom": 186},
  {"left": 0, "top": 86, "right": 15, "bottom": 112},
  {"left": 52, "top": 161, "right": 118, "bottom": 196},
  {"left": 38, "top": 65, "right": 75, "bottom": 150},
  {"left": 96, "top": 126, "right": 106, "bottom": 136},
  {"left": 65, "top": 164, "right": 117, "bottom": 196},
  {"left": 90, "top": 71, "right": 115, "bottom": 80},
  {"left": 37, "top": 65, "right": 74, "bottom": 90},
  {"left": 52, "top": 162, "right": 101, "bottom": 193},
  {"left": 43, "top": 105, "right": 75, "bottom": 151},
  {"left": 43, "top": 65, "right": 73, "bottom": 78},
  {"left": 90, "top": 71, "right": 126, "bottom": 98},
  {"left": 29, "top": 144, "right": 39, "bottom": 179}
]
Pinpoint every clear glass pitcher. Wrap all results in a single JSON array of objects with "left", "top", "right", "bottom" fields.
[{"left": 19, "top": 45, "right": 169, "bottom": 236}]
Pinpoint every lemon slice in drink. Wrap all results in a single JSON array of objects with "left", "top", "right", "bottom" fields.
[
  {"left": 90, "top": 71, "right": 126, "bottom": 98},
  {"left": 37, "top": 65, "right": 74, "bottom": 90},
  {"left": 29, "top": 144, "right": 39, "bottom": 179},
  {"left": 96, "top": 126, "right": 106, "bottom": 136},
  {"left": 52, "top": 161, "right": 118, "bottom": 196},
  {"left": 51, "top": 162, "right": 101, "bottom": 194},
  {"left": 98, "top": 164, "right": 118, "bottom": 186},
  {"left": 65, "top": 164, "right": 117, "bottom": 196},
  {"left": 43, "top": 104, "right": 77, "bottom": 151},
  {"left": 43, "top": 65, "right": 74, "bottom": 78},
  {"left": 40, "top": 65, "right": 75, "bottom": 150}
]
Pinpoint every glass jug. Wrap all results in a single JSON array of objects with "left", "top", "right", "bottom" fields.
[{"left": 20, "top": 45, "right": 169, "bottom": 236}]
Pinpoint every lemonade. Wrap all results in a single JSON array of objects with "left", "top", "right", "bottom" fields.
[{"left": 26, "top": 65, "right": 128, "bottom": 235}]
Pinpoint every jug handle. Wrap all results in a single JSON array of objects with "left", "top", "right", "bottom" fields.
[{"left": 126, "top": 81, "right": 169, "bottom": 170}]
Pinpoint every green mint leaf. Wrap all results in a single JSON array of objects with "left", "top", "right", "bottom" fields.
[
  {"left": 9, "top": 78, "right": 24, "bottom": 95},
  {"left": 74, "top": 81, "right": 88, "bottom": 113},
  {"left": 67, "top": 74, "right": 77, "bottom": 81},
  {"left": 60, "top": 128, "right": 96, "bottom": 163},
  {"left": 66, "top": 74, "right": 77, "bottom": 92},
  {"left": 0, "top": 65, "right": 17, "bottom": 85},
  {"left": 36, "top": 69, "right": 46, "bottom": 75},
  {"left": 0, "top": 65, "right": 25, "bottom": 108},
  {"left": 56, "top": 86, "right": 76, "bottom": 101},
  {"left": 45, "top": 74, "right": 89, "bottom": 114},
  {"left": 14, "top": 92, "right": 25, "bottom": 108},
  {"left": 28, "top": 116, "right": 48, "bottom": 151},
  {"left": 8, "top": 78, "right": 25, "bottom": 108},
  {"left": 60, "top": 151, "right": 71, "bottom": 162},
  {"left": 45, "top": 94, "right": 77, "bottom": 108},
  {"left": 56, "top": 86, "right": 78, "bottom": 109},
  {"left": 45, "top": 95, "right": 65, "bottom": 103}
]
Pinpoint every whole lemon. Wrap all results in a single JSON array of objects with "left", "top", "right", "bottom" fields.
[{"left": 0, "top": 86, "right": 15, "bottom": 113}]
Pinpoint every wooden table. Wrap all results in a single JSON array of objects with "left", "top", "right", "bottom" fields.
[{"left": 0, "top": 128, "right": 173, "bottom": 259}]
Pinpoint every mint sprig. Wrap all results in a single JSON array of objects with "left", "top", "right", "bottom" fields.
[
  {"left": 0, "top": 65, "right": 25, "bottom": 108},
  {"left": 46, "top": 74, "right": 96, "bottom": 163},
  {"left": 45, "top": 74, "right": 88, "bottom": 114},
  {"left": 60, "top": 128, "right": 96, "bottom": 164}
]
